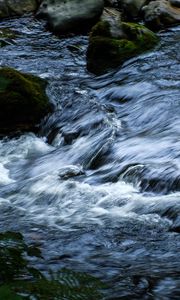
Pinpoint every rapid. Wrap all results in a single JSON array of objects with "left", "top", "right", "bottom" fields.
[{"left": 0, "top": 16, "right": 180, "bottom": 299}]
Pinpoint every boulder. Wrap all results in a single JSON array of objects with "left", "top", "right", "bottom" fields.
[
  {"left": 0, "top": 0, "right": 39, "bottom": 18},
  {"left": 36, "top": 0, "right": 104, "bottom": 34},
  {"left": 0, "top": 67, "right": 51, "bottom": 134},
  {"left": 87, "top": 9, "right": 158, "bottom": 74},
  {"left": 100, "top": 7, "right": 125, "bottom": 38},
  {"left": 117, "top": 0, "right": 148, "bottom": 19},
  {"left": 142, "top": 0, "right": 180, "bottom": 29}
]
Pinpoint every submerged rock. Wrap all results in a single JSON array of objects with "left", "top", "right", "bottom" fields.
[
  {"left": 87, "top": 11, "right": 158, "bottom": 74},
  {"left": 116, "top": 0, "right": 147, "bottom": 20},
  {"left": 0, "top": 67, "right": 51, "bottom": 134},
  {"left": 58, "top": 165, "right": 85, "bottom": 180},
  {"left": 0, "top": 28, "right": 17, "bottom": 48},
  {"left": 0, "top": 0, "right": 39, "bottom": 18},
  {"left": 36, "top": 0, "right": 104, "bottom": 34},
  {"left": 142, "top": 0, "right": 180, "bottom": 29}
]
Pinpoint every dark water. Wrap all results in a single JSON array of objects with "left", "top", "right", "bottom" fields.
[{"left": 0, "top": 16, "right": 180, "bottom": 299}]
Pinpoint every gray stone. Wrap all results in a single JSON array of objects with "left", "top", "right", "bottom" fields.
[
  {"left": 117, "top": 0, "right": 147, "bottom": 19},
  {"left": 142, "top": 0, "right": 180, "bottom": 29},
  {"left": 101, "top": 7, "right": 124, "bottom": 39},
  {"left": 36, "top": 0, "right": 104, "bottom": 34},
  {"left": 0, "top": 0, "right": 38, "bottom": 18}
]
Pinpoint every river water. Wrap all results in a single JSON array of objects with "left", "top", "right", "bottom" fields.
[{"left": 0, "top": 16, "right": 180, "bottom": 299}]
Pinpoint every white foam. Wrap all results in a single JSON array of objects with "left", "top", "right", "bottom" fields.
[{"left": 0, "top": 163, "right": 14, "bottom": 184}]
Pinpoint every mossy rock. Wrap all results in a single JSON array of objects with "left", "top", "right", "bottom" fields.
[
  {"left": 87, "top": 21, "right": 158, "bottom": 74},
  {"left": 121, "top": 22, "right": 159, "bottom": 49},
  {"left": 0, "top": 67, "right": 51, "bottom": 134},
  {"left": 87, "top": 36, "right": 138, "bottom": 75},
  {"left": 90, "top": 20, "right": 112, "bottom": 38}
]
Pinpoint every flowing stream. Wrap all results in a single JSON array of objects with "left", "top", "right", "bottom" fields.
[{"left": 0, "top": 16, "right": 180, "bottom": 299}]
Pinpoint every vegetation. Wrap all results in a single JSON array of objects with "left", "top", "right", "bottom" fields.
[{"left": 0, "top": 231, "right": 104, "bottom": 300}]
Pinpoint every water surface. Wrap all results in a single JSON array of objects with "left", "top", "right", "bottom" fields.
[{"left": 0, "top": 17, "right": 180, "bottom": 299}]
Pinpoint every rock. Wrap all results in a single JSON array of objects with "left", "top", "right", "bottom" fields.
[
  {"left": 104, "top": 0, "right": 119, "bottom": 7},
  {"left": 100, "top": 7, "right": 125, "bottom": 38},
  {"left": 0, "top": 0, "right": 39, "bottom": 18},
  {"left": 142, "top": 0, "right": 180, "bottom": 29},
  {"left": 36, "top": 0, "right": 104, "bottom": 34},
  {"left": 0, "top": 67, "right": 51, "bottom": 134},
  {"left": 117, "top": 0, "right": 147, "bottom": 19},
  {"left": 58, "top": 165, "right": 85, "bottom": 179},
  {"left": 87, "top": 11, "right": 158, "bottom": 74},
  {"left": 170, "top": 0, "right": 180, "bottom": 7}
]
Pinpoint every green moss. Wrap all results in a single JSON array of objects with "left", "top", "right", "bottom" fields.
[
  {"left": 89, "top": 20, "right": 111, "bottom": 38},
  {"left": 0, "top": 76, "right": 11, "bottom": 91},
  {"left": 87, "top": 36, "right": 138, "bottom": 74},
  {"left": 121, "top": 22, "right": 159, "bottom": 49},
  {"left": 0, "top": 67, "right": 51, "bottom": 134},
  {"left": 87, "top": 21, "right": 158, "bottom": 74}
]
